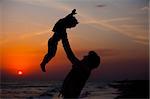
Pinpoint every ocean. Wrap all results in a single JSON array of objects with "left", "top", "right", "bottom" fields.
[{"left": 0, "top": 80, "right": 118, "bottom": 99}]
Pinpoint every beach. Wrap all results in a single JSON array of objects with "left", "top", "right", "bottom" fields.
[
  {"left": 1, "top": 80, "right": 117, "bottom": 99},
  {"left": 0, "top": 80, "right": 149, "bottom": 99}
]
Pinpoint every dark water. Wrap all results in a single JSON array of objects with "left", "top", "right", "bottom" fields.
[
  {"left": 0, "top": 81, "right": 118, "bottom": 99},
  {"left": 109, "top": 80, "right": 149, "bottom": 99}
]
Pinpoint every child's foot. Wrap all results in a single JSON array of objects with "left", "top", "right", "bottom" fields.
[{"left": 40, "top": 63, "right": 46, "bottom": 72}]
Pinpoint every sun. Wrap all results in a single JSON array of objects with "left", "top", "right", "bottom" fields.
[{"left": 18, "top": 70, "right": 23, "bottom": 75}]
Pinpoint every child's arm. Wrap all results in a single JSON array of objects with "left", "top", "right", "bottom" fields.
[
  {"left": 62, "top": 33, "right": 80, "bottom": 65},
  {"left": 64, "top": 9, "right": 77, "bottom": 19}
]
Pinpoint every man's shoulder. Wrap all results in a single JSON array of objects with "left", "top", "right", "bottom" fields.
[{"left": 72, "top": 64, "right": 90, "bottom": 72}]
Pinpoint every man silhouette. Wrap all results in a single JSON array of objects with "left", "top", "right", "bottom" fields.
[{"left": 60, "top": 33, "right": 101, "bottom": 98}]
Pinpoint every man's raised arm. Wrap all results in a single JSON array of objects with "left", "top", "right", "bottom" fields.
[{"left": 62, "top": 33, "right": 80, "bottom": 65}]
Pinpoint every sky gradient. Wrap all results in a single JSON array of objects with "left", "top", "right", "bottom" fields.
[{"left": 0, "top": 0, "right": 149, "bottom": 81}]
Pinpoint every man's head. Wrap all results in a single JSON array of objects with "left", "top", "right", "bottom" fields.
[{"left": 82, "top": 51, "right": 100, "bottom": 70}]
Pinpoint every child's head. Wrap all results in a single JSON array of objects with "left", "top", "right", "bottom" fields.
[
  {"left": 82, "top": 51, "right": 100, "bottom": 70},
  {"left": 52, "top": 10, "right": 78, "bottom": 33},
  {"left": 64, "top": 16, "right": 79, "bottom": 28}
]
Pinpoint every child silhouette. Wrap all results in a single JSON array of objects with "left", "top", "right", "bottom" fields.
[{"left": 40, "top": 9, "right": 78, "bottom": 72}]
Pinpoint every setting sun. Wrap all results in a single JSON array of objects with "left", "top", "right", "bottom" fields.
[{"left": 18, "top": 70, "right": 23, "bottom": 75}]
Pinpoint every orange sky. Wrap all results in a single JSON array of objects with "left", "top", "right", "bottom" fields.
[{"left": 1, "top": 0, "right": 149, "bottom": 81}]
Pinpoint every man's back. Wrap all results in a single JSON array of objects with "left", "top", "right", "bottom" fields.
[{"left": 61, "top": 64, "right": 91, "bottom": 98}]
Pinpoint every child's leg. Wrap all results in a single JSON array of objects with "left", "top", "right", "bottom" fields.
[
  {"left": 41, "top": 45, "right": 57, "bottom": 64},
  {"left": 41, "top": 39, "right": 58, "bottom": 72}
]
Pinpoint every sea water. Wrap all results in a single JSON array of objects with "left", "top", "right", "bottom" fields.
[{"left": 0, "top": 81, "right": 118, "bottom": 99}]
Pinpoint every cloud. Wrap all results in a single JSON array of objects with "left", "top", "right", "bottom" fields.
[
  {"left": 20, "top": 30, "right": 50, "bottom": 39},
  {"left": 75, "top": 48, "right": 120, "bottom": 58},
  {"left": 101, "top": 17, "right": 132, "bottom": 23},
  {"left": 96, "top": 49, "right": 119, "bottom": 57},
  {"left": 141, "top": 6, "right": 149, "bottom": 11},
  {"left": 133, "top": 39, "right": 149, "bottom": 45},
  {"left": 133, "top": 35, "right": 149, "bottom": 45},
  {"left": 0, "top": 30, "right": 50, "bottom": 45},
  {"left": 96, "top": 4, "right": 106, "bottom": 8},
  {"left": 8, "top": 0, "right": 61, "bottom": 10},
  {"left": 80, "top": 16, "right": 148, "bottom": 45},
  {"left": 4, "top": 0, "right": 148, "bottom": 46}
]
